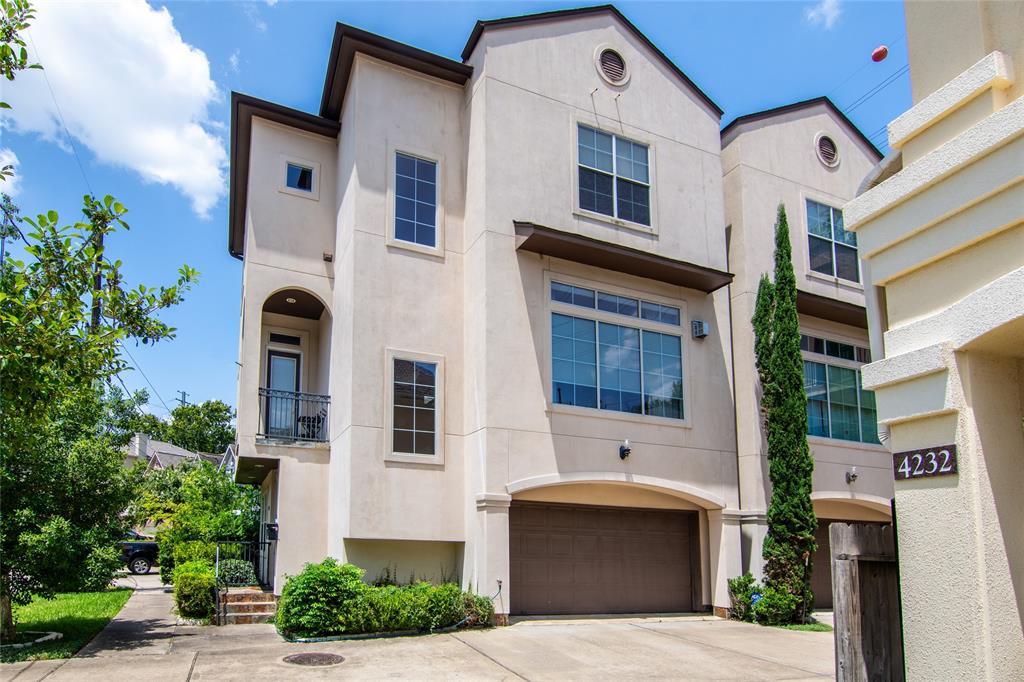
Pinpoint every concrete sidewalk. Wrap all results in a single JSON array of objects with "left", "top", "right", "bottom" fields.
[{"left": 2, "top": 576, "right": 836, "bottom": 681}]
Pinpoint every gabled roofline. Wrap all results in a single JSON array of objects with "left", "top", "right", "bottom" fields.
[
  {"left": 320, "top": 23, "right": 473, "bottom": 121},
  {"left": 461, "top": 4, "right": 723, "bottom": 117},
  {"left": 228, "top": 92, "right": 341, "bottom": 260},
  {"left": 720, "top": 96, "right": 883, "bottom": 160}
]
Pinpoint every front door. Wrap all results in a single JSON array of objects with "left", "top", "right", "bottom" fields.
[{"left": 266, "top": 350, "right": 300, "bottom": 437}]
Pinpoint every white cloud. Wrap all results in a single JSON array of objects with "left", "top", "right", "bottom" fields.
[
  {"left": 805, "top": 0, "right": 842, "bottom": 30},
  {"left": 0, "top": 148, "right": 22, "bottom": 197},
  {"left": 1, "top": 1, "right": 226, "bottom": 217},
  {"left": 242, "top": 3, "right": 267, "bottom": 32},
  {"left": 264, "top": 0, "right": 279, "bottom": 6},
  {"left": 228, "top": 49, "right": 240, "bottom": 74}
]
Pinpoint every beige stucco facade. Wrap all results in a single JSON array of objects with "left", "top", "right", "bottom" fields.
[
  {"left": 721, "top": 100, "right": 894, "bottom": 586},
  {"left": 845, "top": 1, "right": 1023, "bottom": 678},
  {"left": 228, "top": 6, "right": 899, "bottom": 620}
]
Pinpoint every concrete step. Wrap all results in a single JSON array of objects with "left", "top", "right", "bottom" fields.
[
  {"left": 221, "top": 590, "right": 276, "bottom": 604},
  {"left": 226, "top": 601, "right": 277, "bottom": 615},
  {"left": 220, "top": 612, "right": 275, "bottom": 625}
]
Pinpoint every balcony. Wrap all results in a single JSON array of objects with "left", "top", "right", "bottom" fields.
[{"left": 258, "top": 388, "right": 330, "bottom": 442}]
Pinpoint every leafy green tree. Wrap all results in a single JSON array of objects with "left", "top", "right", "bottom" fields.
[
  {"left": 0, "top": 0, "right": 41, "bottom": 182},
  {"left": 140, "top": 461, "right": 259, "bottom": 583},
  {"left": 0, "top": 195, "right": 196, "bottom": 638},
  {"left": 161, "top": 400, "right": 235, "bottom": 454},
  {"left": 751, "top": 204, "right": 817, "bottom": 623}
]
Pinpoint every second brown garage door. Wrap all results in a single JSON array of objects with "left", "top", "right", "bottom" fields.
[{"left": 509, "top": 501, "right": 700, "bottom": 615}]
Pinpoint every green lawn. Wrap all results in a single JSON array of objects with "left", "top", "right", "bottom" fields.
[
  {"left": 1, "top": 589, "right": 132, "bottom": 663},
  {"left": 775, "top": 622, "right": 833, "bottom": 632}
]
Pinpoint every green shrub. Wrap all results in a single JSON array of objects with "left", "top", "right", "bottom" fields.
[
  {"left": 344, "top": 584, "right": 430, "bottom": 633},
  {"left": 173, "top": 562, "right": 215, "bottom": 619},
  {"left": 217, "top": 559, "right": 258, "bottom": 586},
  {"left": 753, "top": 586, "right": 800, "bottom": 626},
  {"left": 464, "top": 592, "right": 494, "bottom": 627},
  {"left": 426, "top": 583, "right": 466, "bottom": 629},
  {"left": 276, "top": 559, "right": 367, "bottom": 638},
  {"left": 160, "top": 539, "right": 216, "bottom": 585},
  {"left": 727, "top": 573, "right": 758, "bottom": 623}
]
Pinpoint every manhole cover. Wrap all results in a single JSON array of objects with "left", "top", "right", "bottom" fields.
[{"left": 283, "top": 652, "right": 345, "bottom": 666}]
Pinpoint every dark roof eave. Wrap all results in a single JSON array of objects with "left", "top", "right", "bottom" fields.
[
  {"left": 228, "top": 93, "right": 341, "bottom": 260},
  {"left": 320, "top": 23, "right": 473, "bottom": 120},
  {"left": 460, "top": 4, "right": 722, "bottom": 117},
  {"left": 514, "top": 221, "right": 734, "bottom": 293},
  {"left": 795, "top": 290, "right": 868, "bottom": 329},
  {"left": 720, "top": 96, "right": 883, "bottom": 160}
]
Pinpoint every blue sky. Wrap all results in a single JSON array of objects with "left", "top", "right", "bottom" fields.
[{"left": 1, "top": 0, "right": 909, "bottom": 418}]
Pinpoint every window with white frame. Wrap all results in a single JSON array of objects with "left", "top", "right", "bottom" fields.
[
  {"left": 394, "top": 152, "right": 437, "bottom": 248},
  {"left": 577, "top": 124, "right": 650, "bottom": 226},
  {"left": 807, "top": 199, "right": 858, "bottom": 282},
  {"left": 391, "top": 357, "right": 438, "bottom": 456},
  {"left": 802, "top": 334, "right": 878, "bottom": 444},
  {"left": 551, "top": 281, "right": 682, "bottom": 420}
]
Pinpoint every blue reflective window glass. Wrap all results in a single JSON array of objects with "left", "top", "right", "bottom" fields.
[
  {"left": 286, "top": 163, "right": 313, "bottom": 192},
  {"left": 395, "top": 152, "right": 437, "bottom": 247},
  {"left": 551, "top": 313, "right": 597, "bottom": 408}
]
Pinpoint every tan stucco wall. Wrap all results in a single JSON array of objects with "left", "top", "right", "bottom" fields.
[
  {"left": 721, "top": 106, "right": 892, "bottom": 580},
  {"left": 847, "top": 4, "right": 1024, "bottom": 674},
  {"left": 343, "top": 539, "right": 464, "bottom": 586}
]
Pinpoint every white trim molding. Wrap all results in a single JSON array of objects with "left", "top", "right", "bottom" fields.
[
  {"left": 505, "top": 472, "right": 727, "bottom": 510},
  {"left": 811, "top": 491, "right": 893, "bottom": 515},
  {"left": 845, "top": 96, "right": 1024, "bottom": 231},
  {"left": 888, "top": 51, "right": 1015, "bottom": 148}
]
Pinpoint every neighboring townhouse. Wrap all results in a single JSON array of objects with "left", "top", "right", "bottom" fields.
[
  {"left": 721, "top": 98, "right": 894, "bottom": 608},
  {"left": 844, "top": 0, "right": 1023, "bottom": 677},
  {"left": 226, "top": 5, "right": 892, "bottom": 620},
  {"left": 123, "top": 432, "right": 222, "bottom": 470}
]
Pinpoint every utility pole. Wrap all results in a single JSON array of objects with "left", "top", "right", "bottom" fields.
[{"left": 176, "top": 390, "right": 190, "bottom": 407}]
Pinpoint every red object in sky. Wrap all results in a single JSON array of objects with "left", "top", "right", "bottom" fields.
[{"left": 872, "top": 45, "right": 889, "bottom": 62}]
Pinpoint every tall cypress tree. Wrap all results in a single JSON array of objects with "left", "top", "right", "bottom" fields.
[{"left": 752, "top": 204, "right": 817, "bottom": 622}]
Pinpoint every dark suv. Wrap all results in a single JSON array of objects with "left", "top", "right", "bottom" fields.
[{"left": 121, "top": 531, "right": 159, "bottom": 575}]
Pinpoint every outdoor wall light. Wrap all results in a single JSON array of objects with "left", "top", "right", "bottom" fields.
[
  {"left": 619, "top": 439, "right": 631, "bottom": 460},
  {"left": 285, "top": 297, "right": 297, "bottom": 304},
  {"left": 846, "top": 467, "right": 859, "bottom": 484}
]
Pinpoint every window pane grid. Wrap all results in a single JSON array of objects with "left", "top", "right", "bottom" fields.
[
  {"left": 578, "top": 124, "right": 650, "bottom": 226},
  {"left": 552, "top": 281, "right": 679, "bottom": 327},
  {"left": 393, "top": 359, "right": 437, "bottom": 455},
  {"left": 806, "top": 199, "right": 859, "bottom": 283},
  {"left": 553, "top": 312, "right": 683, "bottom": 421},
  {"left": 803, "top": 359, "right": 879, "bottom": 444},
  {"left": 395, "top": 152, "right": 437, "bottom": 248}
]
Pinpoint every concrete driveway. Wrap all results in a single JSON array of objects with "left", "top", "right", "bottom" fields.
[{"left": 2, "top": 575, "right": 835, "bottom": 681}]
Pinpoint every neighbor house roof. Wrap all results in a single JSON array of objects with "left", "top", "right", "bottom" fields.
[
  {"left": 720, "top": 96, "right": 883, "bottom": 160},
  {"left": 461, "top": 4, "right": 723, "bottom": 116},
  {"left": 124, "top": 433, "right": 225, "bottom": 470}
]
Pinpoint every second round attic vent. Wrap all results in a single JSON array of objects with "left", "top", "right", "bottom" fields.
[
  {"left": 598, "top": 49, "right": 627, "bottom": 84},
  {"left": 816, "top": 135, "right": 839, "bottom": 167}
]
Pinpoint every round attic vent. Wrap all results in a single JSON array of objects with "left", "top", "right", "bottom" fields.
[
  {"left": 597, "top": 48, "right": 628, "bottom": 85},
  {"left": 816, "top": 134, "right": 840, "bottom": 167}
]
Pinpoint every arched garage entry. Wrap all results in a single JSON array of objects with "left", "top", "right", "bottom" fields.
[
  {"left": 506, "top": 474, "right": 725, "bottom": 616},
  {"left": 811, "top": 493, "right": 892, "bottom": 609}
]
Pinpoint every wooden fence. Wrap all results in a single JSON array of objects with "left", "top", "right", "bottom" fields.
[{"left": 830, "top": 522, "right": 905, "bottom": 681}]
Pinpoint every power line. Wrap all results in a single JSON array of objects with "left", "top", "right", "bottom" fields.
[
  {"left": 25, "top": 29, "right": 94, "bottom": 198},
  {"left": 844, "top": 64, "right": 910, "bottom": 114},
  {"left": 117, "top": 341, "right": 172, "bottom": 414}
]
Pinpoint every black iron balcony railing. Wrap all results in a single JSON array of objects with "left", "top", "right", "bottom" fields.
[{"left": 258, "top": 388, "right": 329, "bottom": 442}]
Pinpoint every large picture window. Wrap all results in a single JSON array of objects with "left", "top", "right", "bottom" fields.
[
  {"left": 803, "top": 357, "right": 878, "bottom": 444},
  {"left": 807, "top": 199, "right": 858, "bottom": 282},
  {"left": 578, "top": 124, "right": 650, "bottom": 226},
  {"left": 551, "top": 282, "right": 682, "bottom": 420}
]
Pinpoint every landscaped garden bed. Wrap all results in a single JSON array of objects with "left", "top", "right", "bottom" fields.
[
  {"left": 275, "top": 559, "right": 493, "bottom": 640},
  {"left": 0, "top": 589, "right": 132, "bottom": 663}
]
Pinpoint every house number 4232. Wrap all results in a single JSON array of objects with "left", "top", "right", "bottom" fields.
[{"left": 893, "top": 444, "right": 958, "bottom": 480}]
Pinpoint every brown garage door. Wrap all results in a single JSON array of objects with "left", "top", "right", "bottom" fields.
[{"left": 509, "top": 501, "right": 699, "bottom": 615}]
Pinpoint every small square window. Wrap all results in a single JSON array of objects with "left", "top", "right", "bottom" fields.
[{"left": 286, "top": 163, "right": 313, "bottom": 192}]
